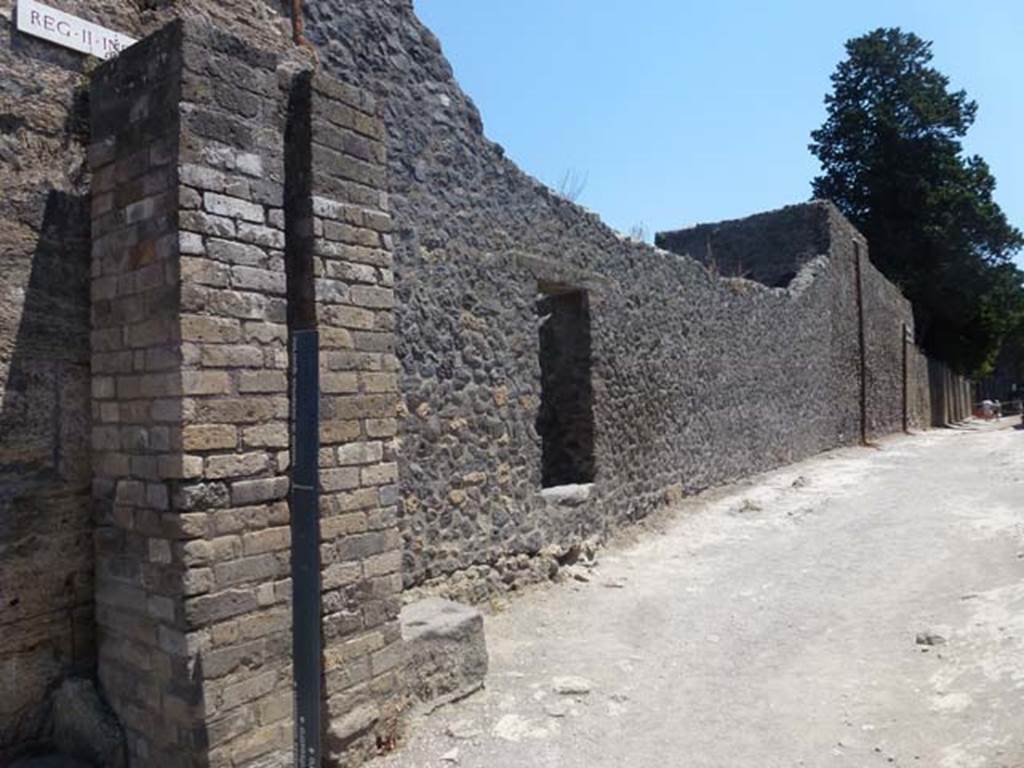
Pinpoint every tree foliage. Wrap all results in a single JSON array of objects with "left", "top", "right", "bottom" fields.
[{"left": 810, "top": 28, "right": 1024, "bottom": 375}]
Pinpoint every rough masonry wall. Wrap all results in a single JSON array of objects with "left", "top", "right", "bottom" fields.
[
  {"left": 908, "top": 347, "right": 932, "bottom": 429},
  {"left": 0, "top": 1, "right": 973, "bottom": 759},
  {"left": 860, "top": 255, "right": 915, "bottom": 438},
  {"left": 300, "top": 0, "right": 931, "bottom": 600}
]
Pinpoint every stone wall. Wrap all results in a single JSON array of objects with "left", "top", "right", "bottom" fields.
[
  {"left": 299, "top": 0, "right": 957, "bottom": 602},
  {"left": 860, "top": 250, "right": 913, "bottom": 438},
  {"left": 0, "top": 0, "right": 978, "bottom": 761},
  {"left": 655, "top": 203, "right": 833, "bottom": 287}
]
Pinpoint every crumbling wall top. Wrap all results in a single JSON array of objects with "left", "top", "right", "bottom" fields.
[{"left": 655, "top": 200, "right": 844, "bottom": 288}]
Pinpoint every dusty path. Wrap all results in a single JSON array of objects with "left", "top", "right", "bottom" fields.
[{"left": 374, "top": 420, "right": 1024, "bottom": 768}]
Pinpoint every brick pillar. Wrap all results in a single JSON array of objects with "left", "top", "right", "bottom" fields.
[
  {"left": 288, "top": 72, "right": 405, "bottom": 764},
  {"left": 91, "top": 20, "right": 404, "bottom": 767},
  {"left": 91, "top": 20, "right": 294, "bottom": 765},
  {"left": 174, "top": 24, "right": 296, "bottom": 768},
  {"left": 89, "top": 22, "right": 191, "bottom": 765}
]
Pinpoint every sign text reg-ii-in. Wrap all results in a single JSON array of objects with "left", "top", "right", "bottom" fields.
[{"left": 16, "top": 0, "right": 136, "bottom": 59}]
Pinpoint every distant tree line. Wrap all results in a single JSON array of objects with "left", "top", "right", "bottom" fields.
[{"left": 811, "top": 28, "right": 1024, "bottom": 378}]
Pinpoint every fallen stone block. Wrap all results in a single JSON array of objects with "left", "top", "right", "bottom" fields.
[{"left": 401, "top": 598, "right": 488, "bottom": 712}]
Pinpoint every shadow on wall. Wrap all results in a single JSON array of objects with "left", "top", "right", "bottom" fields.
[{"left": 0, "top": 190, "right": 94, "bottom": 755}]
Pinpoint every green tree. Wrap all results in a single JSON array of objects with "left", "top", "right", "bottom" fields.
[{"left": 810, "top": 27, "right": 1023, "bottom": 375}]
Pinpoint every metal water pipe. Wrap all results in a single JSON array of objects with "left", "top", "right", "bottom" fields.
[{"left": 291, "top": 0, "right": 311, "bottom": 48}]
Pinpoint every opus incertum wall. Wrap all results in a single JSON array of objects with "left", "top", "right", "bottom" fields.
[
  {"left": 0, "top": 1, "right": 975, "bottom": 763},
  {"left": 300, "top": 0, "right": 973, "bottom": 605}
]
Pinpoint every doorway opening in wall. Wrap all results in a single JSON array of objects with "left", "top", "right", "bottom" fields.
[{"left": 536, "top": 283, "right": 596, "bottom": 489}]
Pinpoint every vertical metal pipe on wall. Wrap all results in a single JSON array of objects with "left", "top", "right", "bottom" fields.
[
  {"left": 291, "top": 0, "right": 305, "bottom": 44},
  {"left": 853, "top": 241, "right": 868, "bottom": 445},
  {"left": 901, "top": 323, "right": 910, "bottom": 433}
]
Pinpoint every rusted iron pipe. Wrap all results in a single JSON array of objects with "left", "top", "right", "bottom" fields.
[{"left": 291, "top": 0, "right": 314, "bottom": 51}]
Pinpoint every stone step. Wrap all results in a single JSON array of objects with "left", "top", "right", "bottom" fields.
[{"left": 400, "top": 598, "right": 489, "bottom": 713}]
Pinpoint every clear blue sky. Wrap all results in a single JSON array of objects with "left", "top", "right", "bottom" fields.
[{"left": 415, "top": 1, "right": 1023, "bottom": 264}]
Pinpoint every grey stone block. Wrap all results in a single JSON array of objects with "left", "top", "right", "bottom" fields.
[{"left": 401, "top": 598, "right": 488, "bottom": 711}]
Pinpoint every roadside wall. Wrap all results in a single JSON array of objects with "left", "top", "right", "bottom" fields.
[
  {"left": 860, "top": 251, "right": 914, "bottom": 438},
  {"left": 300, "top": 0, "right": 949, "bottom": 601},
  {"left": 0, "top": 0, "right": 978, "bottom": 760}
]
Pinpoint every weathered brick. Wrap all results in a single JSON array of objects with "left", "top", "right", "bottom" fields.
[
  {"left": 336, "top": 442, "right": 383, "bottom": 466},
  {"left": 236, "top": 223, "right": 285, "bottom": 249},
  {"left": 321, "top": 373, "right": 359, "bottom": 394},
  {"left": 183, "top": 425, "right": 238, "bottom": 452},
  {"left": 242, "top": 528, "right": 290, "bottom": 556},
  {"left": 321, "top": 512, "right": 368, "bottom": 541},
  {"left": 207, "top": 239, "right": 267, "bottom": 266},
  {"left": 204, "top": 192, "right": 264, "bottom": 223},
  {"left": 185, "top": 589, "right": 260, "bottom": 627},
  {"left": 242, "top": 322, "right": 288, "bottom": 344},
  {"left": 322, "top": 467, "right": 360, "bottom": 492},
  {"left": 182, "top": 371, "right": 232, "bottom": 395},
  {"left": 183, "top": 567, "right": 215, "bottom": 597},
  {"left": 336, "top": 532, "right": 389, "bottom": 562},
  {"left": 360, "top": 373, "right": 398, "bottom": 393},
  {"left": 180, "top": 231, "right": 205, "bottom": 255},
  {"left": 238, "top": 371, "right": 287, "bottom": 393},
  {"left": 181, "top": 210, "right": 236, "bottom": 238},
  {"left": 322, "top": 563, "right": 361, "bottom": 591},
  {"left": 231, "top": 477, "right": 290, "bottom": 506},
  {"left": 349, "top": 285, "right": 394, "bottom": 309},
  {"left": 363, "top": 551, "right": 402, "bottom": 578},
  {"left": 330, "top": 395, "right": 395, "bottom": 420},
  {"left": 181, "top": 256, "right": 230, "bottom": 287},
  {"left": 218, "top": 670, "right": 277, "bottom": 711},
  {"left": 200, "top": 345, "right": 266, "bottom": 368},
  {"left": 193, "top": 397, "right": 286, "bottom": 424},
  {"left": 207, "top": 706, "right": 257, "bottom": 749},
  {"left": 320, "top": 488, "right": 378, "bottom": 515},
  {"left": 361, "top": 462, "right": 398, "bottom": 487},
  {"left": 322, "top": 220, "right": 381, "bottom": 248},
  {"left": 158, "top": 454, "right": 204, "bottom": 480},
  {"left": 242, "top": 424, "right": 289, "bottom": 449},
  {"left": 229, "top": 722, "right": 290, "bottom": 765},
  {"left": 365, "top": 418, "right": 398, "bottom": 438},
  {"left": 231, "top": 266, "right": 286, "bottom": 295},
  {"left": 181, "top": 315, "right": 242, "bottom": 344},
  {"left": 205, "top": 452, "right": 270, "bottom": 479},
  {"left": 214, "top": 554, "right": 282, "bottom": 587}
]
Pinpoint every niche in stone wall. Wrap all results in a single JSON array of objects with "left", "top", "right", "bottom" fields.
[{"left": 536, "top": 283, "right": 596, "bottom": 488}]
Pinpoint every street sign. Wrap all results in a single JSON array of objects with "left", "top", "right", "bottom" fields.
[{"left": 16, "top": 0, "right": 136, "bottom": 59}]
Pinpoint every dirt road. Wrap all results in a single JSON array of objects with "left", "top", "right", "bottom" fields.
[{"left": 375, "top": 420, "right": 1024, "bottom": 768}]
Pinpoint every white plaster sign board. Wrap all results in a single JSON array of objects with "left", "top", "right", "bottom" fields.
[{"left": 16, "top": 0, "right": 136, "bottom": 59}]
